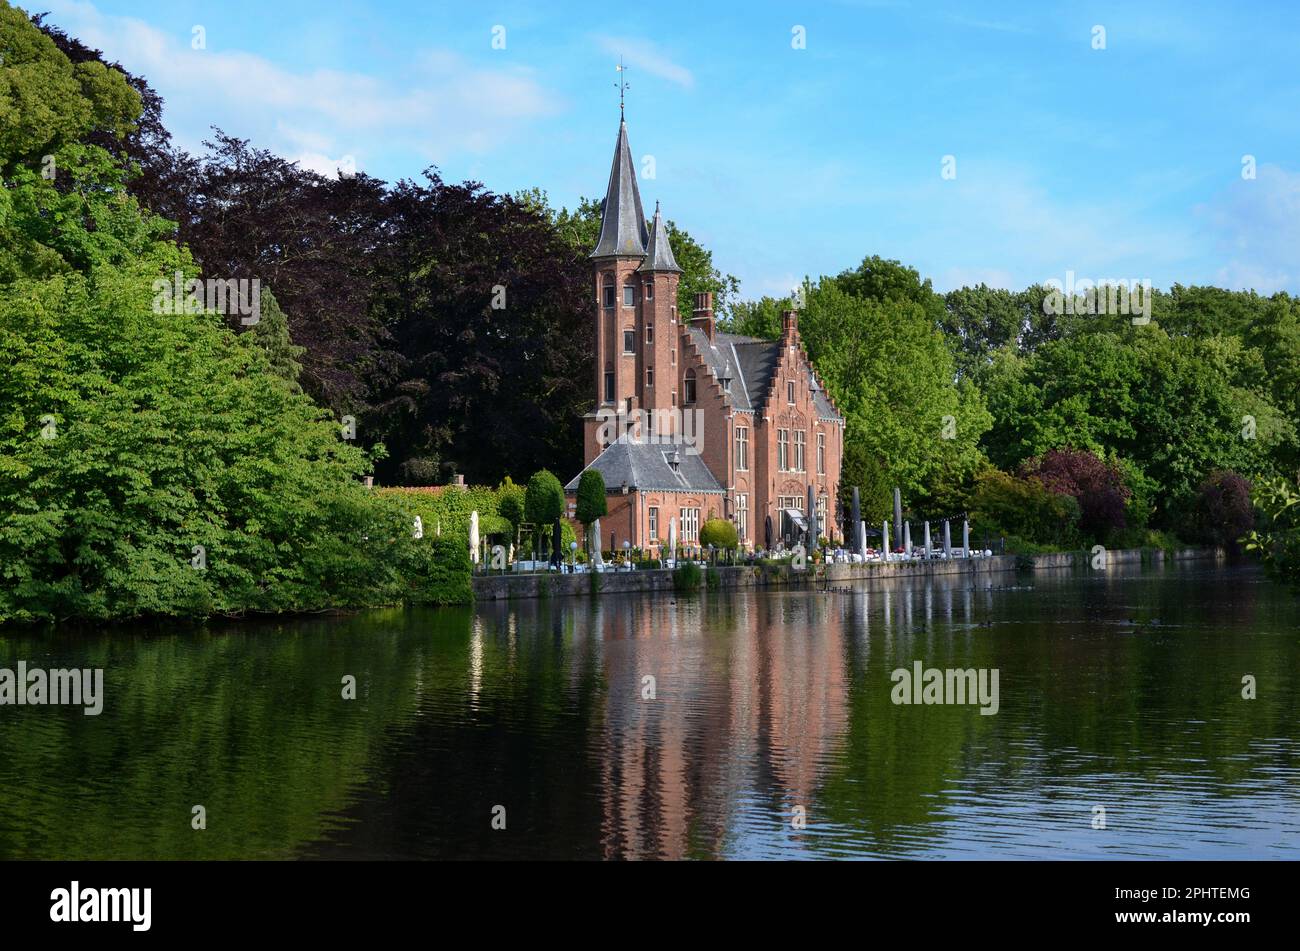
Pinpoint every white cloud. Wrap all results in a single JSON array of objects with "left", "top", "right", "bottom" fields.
[
  {"left": 1199, "top": 163, "right": 1300, "bottom": 294},
  {"left": 40, "top": 0, "right": 560, "bottom": 172},
  {"left": 594, "top": 35, "right": 694, "bottom": 90}
]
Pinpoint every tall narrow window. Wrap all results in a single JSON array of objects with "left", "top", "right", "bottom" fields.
[
  {"left": 623, "top": 283, "right": 636, "bottom": 307},
  {"left": 736, "top": 494, "right": 748, "bottom": 544},
  {"left": 684, "top": 369, "right": 696, "bottom": 404},
  {"left": 623, "top": 329, "right": 636, "bottom": 353},
  {"left": 787, "top": 380, "right": 796, "bottom": 404},
  {"left": 817, "top": 432, "right": 826, "bottom": 474},
  {"left": 604, "top": 370, "right": 615, "bottom": 404},
  {"left": 646, "top": 367, "right": 654, "bottom": 388},
  {"left": 778, "top": 430, "right": 789, "bottom": 471},
  {"left": 735, "top": 426, "right": 749, "bottom": 471},
  {"left": 603, "top": 275, "right": 615, "bottom": 310},
  {"left": 648, "top": 506, "right": 659, "bottom": 541},
  {"left": 795, "top": 431, "right": 806, "bottom": 472},
  {"left": 645, "top": 279, "right": 654, "bottom": 300},
  {"left": 680, "top": 507, "right": 700, "bottom": 542},
  {"left": 646, "top": 322, "right": 654, "bottom": 344}
]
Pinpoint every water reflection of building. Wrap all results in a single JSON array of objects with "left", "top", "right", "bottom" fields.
[{"left": 590, "top": 591, "right": 850, "bottom": 859}]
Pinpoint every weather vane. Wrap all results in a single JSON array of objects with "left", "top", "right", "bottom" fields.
[{"left": 615, "top": 56, "right": 630, "bottom": 118}]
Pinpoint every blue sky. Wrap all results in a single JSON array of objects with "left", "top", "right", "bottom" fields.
[{"left": 33, "top": 0, "right": 1300, "bottom": 299}]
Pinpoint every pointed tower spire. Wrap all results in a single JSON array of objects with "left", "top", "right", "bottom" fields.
[
  {"left": 590, "top": 120, "right": 648, "bottom": 258},
  {"left": 638, "top": 201, "right": 682, "bottom": 272}
]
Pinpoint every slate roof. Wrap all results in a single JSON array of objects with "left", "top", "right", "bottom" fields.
[
  {"left": 637, "top": 202, "right": 682, "bottom": 273},
  {"left": 566, "top": 434, "right": 723, "bottom": 493},
  {"left": 590, "top": 120, "right": 649, "bottom": 258},
  {"left": 685, "top": 328, "right": 842, "bottom": 421}
]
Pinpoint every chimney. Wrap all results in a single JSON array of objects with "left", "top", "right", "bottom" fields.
[
  {"left": 781, "top": 309, "right": 798, "bottom": 338},
  {"left": 691, "top": 291, "right": 715, "bottom": 340}
]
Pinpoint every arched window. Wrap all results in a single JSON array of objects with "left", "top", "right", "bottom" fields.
[
  {"left": 603, "top": 275, "right": 616, "bottom": 310},
  {"left": 684, "top": 369, "right": 697, "bottom": 404}
]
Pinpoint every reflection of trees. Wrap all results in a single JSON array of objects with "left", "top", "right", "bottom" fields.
[{"left": 0, "top": 607, "right": 459, "bottom": 858}]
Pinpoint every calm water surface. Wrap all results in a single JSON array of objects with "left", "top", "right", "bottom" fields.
[{"left": 1, "top": 563, "right": 1297, "bottom": 859}]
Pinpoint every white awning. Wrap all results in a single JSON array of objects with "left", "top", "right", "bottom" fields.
[{"left": 783, "top": 508, "right": 808, "bottom": 531}]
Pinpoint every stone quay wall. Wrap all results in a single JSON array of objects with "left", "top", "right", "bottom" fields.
[{"left": 471, "top": 547, "right": 1227, "bottom": 602}]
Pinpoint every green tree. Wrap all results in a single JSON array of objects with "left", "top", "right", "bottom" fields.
[
  {"left": 574, "top": 469, "right": 606, "bottom": 556},
  {"left": 0, "top": 8, "right": 467, "bottom": 621},
  {"left": 497, "top": 476, "right": 526, "bottom": 546},
  {"left": 980, "top": 328, "right": 1290, "bottom": 527},
  {"left": 524, "top": 469, "right": 565, "bottom": 562},
  {"left": 797, "top": 275, "right": 991, "bottom": 518}
]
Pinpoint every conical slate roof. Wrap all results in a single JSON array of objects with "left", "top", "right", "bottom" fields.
[
  {"left": 590, "top": 120, "right": 649, "bottom": 258},
  {"left": 637, "top": 202, "right": 682, "bottom": 272}
]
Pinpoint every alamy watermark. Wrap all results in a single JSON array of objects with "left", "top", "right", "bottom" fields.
[
  {"left": 891, "top": 661, "right": 1000, "bottom": 715},
  {"left": 152, "top": 271, "right": 262, "bottom": 325},
  {"left": 595, "top": 407, "right": 705, "bottom": 455},
  {"left": 0, "top": 662, "right": 103, "bottom": 715},
  {"left": 50, "top": 882, "right": 150, "bottom": 931},
  {"left": 1042, "top": 271, "right": 1152, "bottom": 325}
]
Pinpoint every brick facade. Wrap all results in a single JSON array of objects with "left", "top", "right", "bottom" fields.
[{"left": 570, "top": 118, "right": 844, "bottom": 553}]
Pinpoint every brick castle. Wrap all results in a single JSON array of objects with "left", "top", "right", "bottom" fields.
[{"left": 566, "top": 117, "right": 843, "bottom": 552}]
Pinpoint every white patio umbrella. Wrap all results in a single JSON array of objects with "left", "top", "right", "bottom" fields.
[
  {"left": 923, "top": 521, "right": 931, "bottom": 558},
  {"left": 413, "top": 515, "right": 424, "bottom": 539},
  {"left": 882, "top": 520, "right": 890, "bottom": 563},
  {"left": 942, "top": 519, "right": 951, "bottom": 559},
  {"left": 469, "top": 510, "right": 480, "bottom": 564},
  {"left": 962, "top": 519, "right": 970, "bottom": 558},
  {"left": 592, "top": 518, "right": 605, "bottom": 570},
  {"left": 903, "top": 521, "right": 912, "bottom": 558},
  {"left": 669, "top": 516, "right": 678, "bottom": 565}
]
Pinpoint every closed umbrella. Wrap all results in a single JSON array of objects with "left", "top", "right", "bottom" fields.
[
  {"left": 806, "top": 484, "right": 818, "bottom": 553},
  {"left": 764, "top": 514, "right": 773, "bottom": 552},
  {"left": 669, "top": 516, "right": 678, "bottom": 566},
  {"left": 882, "top": 520, "right": 890, "bottom": 562},
  {"left": 893, "top": 487, "right": 903, "bottom": 549},
  {"left": 851, "top": 487, "right": 862, "bottom": 555},
  {"left": 943, "top": 520, "right": 952, "bottom": 559},
  {"left": 904, "top": 521, "right": 912, "bottom": 558},
  {"left": 962, "top": 519, "right": 970, "bottom": 558},
  {"left": 924, "top": 521, "right": 931, "bottom": 558},
  {"left": 469, "top": 510, "right": 479, "bottom": 564},
  {"left": 592, "top": 518, "right": 604, "bottom": 570},
  {"left": 551, "top": 519, "right": 562, "bottom": 569}
]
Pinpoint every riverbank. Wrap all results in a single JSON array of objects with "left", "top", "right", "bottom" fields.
[{"left": 472, "top": 546, "right": 1228, "bottom": 601}]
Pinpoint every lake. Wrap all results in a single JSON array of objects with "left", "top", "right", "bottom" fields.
[{"left": 1, "top": 561, "right": 1296, "bottom": 859}]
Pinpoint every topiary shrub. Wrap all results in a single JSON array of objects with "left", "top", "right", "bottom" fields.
[{"left": 699, "top": 518, "right": 738, "bottom": 552}]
